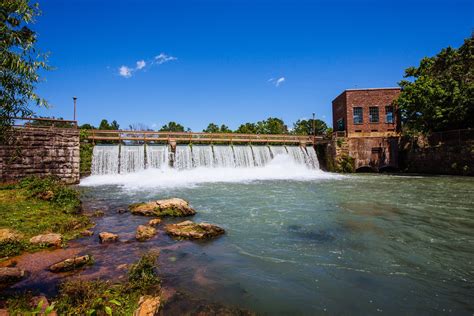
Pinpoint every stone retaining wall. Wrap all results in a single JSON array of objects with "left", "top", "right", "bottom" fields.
[{"left": 0, "top": 128, "right": 80, "bottom": 184}]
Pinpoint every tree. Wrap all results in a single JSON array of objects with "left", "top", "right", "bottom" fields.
[
  {"left": 1, "top": 0, "right": 50, "bottom": 140},
  {"left": 203, "top": 123, "right": 219, "bottom": 133},
  {"left": 219, "top": 124, "right": 232, "bottom": 133},
  {"left": 79, "top": 123, "right": 95, "bottom": 130},
  {"left": 292, "top": 119, "right": 329, "bottom": 135},
  {"left": 160, "top": 121, "right": 185, "bottom": 132},
  {"left": 128, "top": 123, "right": 153, "bottom": 131},
  {"left": 398, "top": 35, "right": 474, "bottom": 133},
  {"left": 235, "top": 122, "right": 257, "bottom": 134},
  {"left": 255, "top": 117, "right": 288, "bottom": 134}
]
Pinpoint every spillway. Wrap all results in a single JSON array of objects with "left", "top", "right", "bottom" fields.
[{"left": 90, "top": 144, "right": 320, "bottom": 175}]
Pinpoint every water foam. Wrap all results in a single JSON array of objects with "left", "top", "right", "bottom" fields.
[{"left": 81, "top": 155, "right": 343, "bottom": 189}]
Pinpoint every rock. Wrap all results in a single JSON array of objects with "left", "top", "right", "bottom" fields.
[
  {"left": 0, "top": 229, "right": 22, "bottom": 243},
  {"left": 116, "top": 263, "right": 129, "bottom": 271},
  {"left": 0, "top": 267, "right": 25, "bottom": 285},
  {"left": 29, "top": 233, "right": 62, "bottom": 247},
  {"left": 38, "top": 190, "right": 54, "bottom": 201},
  {"left": 93, "top": 210, "right": 105, "bottom": 217},
  {"left": 129, "top": 198, "right": 196, "bottom": 217},
  {"left": 148, "top": 218, "right": 162, "bottom": 226},
  {"left": 0, "top": 308, "right": 9, "bottom": 316},
  {"left": 49, "top": 255, "right": 93, "bottom": 272},
  {"left": 136, "top": 225, "right": 157, "bottom": 242},
  {"left": 81, "top": 230, "right": 94, "bottom": 237},
  {"left": 165, "top": 221, "right": 225, "bottom": 239},
  {"left": 99, "top": 232, "right": 119, "bottom": 243},
  {"left": 117, "top": 208, "right": 127, "bottom": 214},
  {"left": 133, "top": 295, "right": 161, "bottom": 316}
]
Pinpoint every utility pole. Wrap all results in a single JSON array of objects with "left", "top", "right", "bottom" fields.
[
  {"left": 312, "top": 112, "right": 315, "bottom": 144},
  {"left": 73, "top": 96, "right": 77, "bottom": 122}
]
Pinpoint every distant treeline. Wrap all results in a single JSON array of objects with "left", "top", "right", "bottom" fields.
[{"left": 77, "top": 117, "right": 332, "bottom": 136}]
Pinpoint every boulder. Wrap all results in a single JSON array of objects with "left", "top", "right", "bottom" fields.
[
  {"left": 99, "top": 232, "right": 119, "bottom": 243},
  {"left": 165, "top": 221, "right": 225, "bottom": 239},
  {"left": 148, "top": 218, "right": 162, "bottom": 226},
  {"left": 0, "top": 229, "right": 22, "bottom": 243},
  {"left": 133, "top": 295, "right": 161, "bottom": 316},
  {"left": 0, "top": 267, "right": 25, "bottom": 285},
  {"left": 29, "top": 233, "right": 62, "bottom": 247},
  {"left": 136, "top": 225, "right": 157, "bottom": 242},
  {"left": 81, "top": 230, "right": 94, "bottom": 237},
  {"left": 129, "top": 198, "right": 196, "bottom": 217},
  {"left": 49, "top": 255, "right": 93, "bottom": 272}
]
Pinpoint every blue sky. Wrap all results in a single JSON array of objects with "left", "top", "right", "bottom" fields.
[{"left": 33, "top": 0, "right": 473, "bottom": 130}]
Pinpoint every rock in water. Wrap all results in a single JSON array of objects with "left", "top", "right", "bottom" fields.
[
  {"left": 99, "top": 232, "right": 119, "bottom": 243},
  {"left": 81, "top": 230, "right": 94, "bottom": 237},
  {"left": 49, "top": 255, "right": 93, "bottom": 272},
  {"left": 129, "top": 198, "right": 196, "bottom": 217},
  {"left": 148, "top": 218, "right": 162, "bottom": 226},
  {"left": 29, "top": 233, "right": 62, "bottom": 247},
  {"left": 0, "top": 267, "right": 25, "bottom": 285},
  {"left": 165, "top": 221, "right": 225, "bottom": 239},
  {"left": 136, "top": 225, "right": 157, "bottom": 241},
  {"left": 133, "top": 295, "right": 161, "bottom": 316}
]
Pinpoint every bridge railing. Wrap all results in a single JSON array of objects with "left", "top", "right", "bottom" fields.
[
  {"left": 11, "top": 117, "right": 78, "bottom": 129},
  {"left": 86, "top": 129, "right": 323, "bottom": 144}
]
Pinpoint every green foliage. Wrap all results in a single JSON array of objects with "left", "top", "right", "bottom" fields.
[
  {"left": 80, "top": 142, "right": 93, "bottom": 175},
  {"left": 235, "top": 122, "right": 257, "bottom": 134},
  {"left": 160, "top": 121, "right": 185, "bottom": 132},
  {"left": 398, "top": 35, "right": 474, "bottom": 133},
  {"left": 79, "top": 123, "right": 96, "bottom": 130},
  {"left": 292, "top": 119, "right": 329, "bottom": 136},
  {"left": 128, "top": 252, "right": 160, "bottom": 292},
  {"left": 0, "top": 181, "right": 90, "bottom": 258},
  {"left": 236, "top": 117, "right": 288, "bottom": 134},
  {"left": 98, "top": 119, "right": 120, "bottom": 130},
  {"left": 203, "top": 123, "right": 232, "bottom": 133},
  {"left": 18, "top": 176, "right": 80, "bottom": 211},
  {"left": 0, "top": 0, "right": 50, "bottom": 140},
  {"left": 53, "top": 253, "right": 160, "bottom": 315},
  {"left": 337, "top": 155, "right": 355, "bottom": 173},
  {"left": 55, "top": 280, "right": 132, "bottom": 316}
]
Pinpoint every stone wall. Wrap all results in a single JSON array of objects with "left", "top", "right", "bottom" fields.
[
  {"left": 399, "top": 133, "right": 474, "bottom": 176},
  {"left": 0, "top": 128, "right": 80, "bottom": 184}
]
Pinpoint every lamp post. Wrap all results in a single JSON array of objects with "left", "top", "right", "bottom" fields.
[{"left": 73, "top": 97, "right": 77, "bottom": 122}]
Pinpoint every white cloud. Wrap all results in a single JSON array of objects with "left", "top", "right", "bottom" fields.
[
  {"left": 154, "top": 53, "right": 177, "bottom": 65},
  {"left": 268, "top": 76, "right": 286, "bottom": 87},
  {"left": 136, "top": 60, "right": 146, "bottom": 70},
  {"left": 118, "top": 53, "right": 176, "bottom": 78},
  {"left": 119, "top": 66, "right": 132, "bottom": 78}
]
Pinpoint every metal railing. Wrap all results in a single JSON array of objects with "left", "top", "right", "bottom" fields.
[
  {"left": 11, "top": 117, "right": 78, "bottom": 129},
  {"left": 86, "top": 129, "right": 323, "bottom": 144}
]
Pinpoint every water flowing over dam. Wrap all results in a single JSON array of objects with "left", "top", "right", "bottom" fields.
[{"left": 91, "top": 144, "right": 319, "bottom": 175}]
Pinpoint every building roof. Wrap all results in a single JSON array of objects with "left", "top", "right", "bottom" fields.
[{"left": 332, "top": 87, "right": 401, "bottom": 102}]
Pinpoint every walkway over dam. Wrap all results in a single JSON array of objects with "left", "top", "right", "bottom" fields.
[{"left": 86, "top": 129, "right": 326, "bottom": 145}]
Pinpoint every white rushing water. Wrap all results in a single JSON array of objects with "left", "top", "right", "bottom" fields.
[
  {"left": 87, "top": 144, "right": 330, "bottom": 185},
  {"left": 91, "top": 145, "right": 119, "bottom": 175},
  {"left": 120, "top": 145, "right": 145, "bottom": 174},
  {"left": 146, "top": 145, "right": 169, "bottom": 169}
]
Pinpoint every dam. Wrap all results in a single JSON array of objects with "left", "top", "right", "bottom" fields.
[{"left": 91, "top": 144, "right": 319, "bottom": 175}]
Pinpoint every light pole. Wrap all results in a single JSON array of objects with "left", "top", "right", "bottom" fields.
[{"left": 73, "top": 97, "right": 77, "bottom": 121}]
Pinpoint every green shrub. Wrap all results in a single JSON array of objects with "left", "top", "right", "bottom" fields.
[
  {"left": 18, "top": 176, "right": 80, "bottom": 212},
  {"left": 80, "top": 143, "right": 94, "bottom": 175},
  {"left": 128, "top": 252, "right": 160, "bottom": 292},
  {"left": 337, "top": 155, "right": 355, "bottom": 173}
]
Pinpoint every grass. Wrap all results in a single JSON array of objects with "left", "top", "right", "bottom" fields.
[
  {"left": 0, "top": 176, "right": 91, "bottom": 258},
  {"left": 6, "top": 253, "right": 161, "bottom": 315}
]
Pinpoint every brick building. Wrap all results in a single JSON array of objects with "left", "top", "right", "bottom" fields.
[{"left": 332, "top": 87, "right": 401, "bottom": 137}]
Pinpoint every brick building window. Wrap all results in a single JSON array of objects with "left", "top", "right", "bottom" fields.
[
  {"left": 385, "top": 106, "right": 394, "bottom": 123},
  {"left": 336, "top": 118, "right": 345, "bottom": 131},
  {"left": 369, "top": 107, "right": 379, "bottom": 123},
  {"left": 353, "top": 107, "right": 363, "bottom": 124}
]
